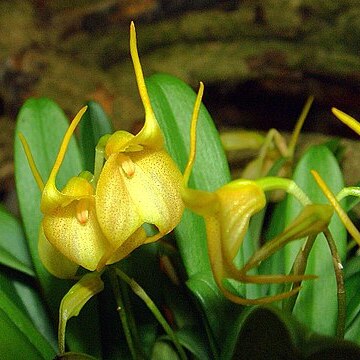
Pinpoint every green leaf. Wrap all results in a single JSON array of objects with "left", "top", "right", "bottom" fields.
[
  {"left": 283, "top": 145, "right": 347, "bottom": 336},
  {"left": 14, "top": 277, "right": 58, "bottom": 347},
  {"left": 0, "top": 269, "right": 57, "bottom": 349},
  {"left": 0, "top": 290, "right": 56, "bottom": 360},
  {"left": 0, "top": 271, "right": 27, "bottom": 313},
  {"left": 220, "top": 305, "right": 360, "bottom": 359},
  {"left": 54, "top": 352, "right": 98, "bottom": 360},
  {"left": 14, "top": 98, "right": 102, "bottom": 356},
  {"left": 259, "top": 199, "right": 288, "bottom": 297},
  {"left": 186, "top": 272, "right": 242, "bottom": 358},
  {"left": 0, "top": 205, "right": 34, "bottom": 276},
  {"left": 221, "top": 306, "right": 302, "bottom": 360},
  {"left": 230, "top": 214, "right": 265, "bottom": 300},
  {"left": 79, "top": 101, "right": 113, "bottom": 172},
  {"left": 151, "top": 340, "right": 180, "bottom": 360},
  {"left": 304, "top": 336, "right": 360, "bottom": 359},
  {"left": 0, "top": 247, "right": 34, "bottom": 277},
  {"left": 345, "top": 311, "right": 360, "bottom": 346},
  {"left": 175, "top": 326, "right": 213, "bottom": 360},
  {"left": 344, "top": 256, "right": 360, "bottom": 344}
]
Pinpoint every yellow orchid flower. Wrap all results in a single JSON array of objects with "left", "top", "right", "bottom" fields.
[
  {"left": 93, "top": 22, "right": 184, "bottom": 264},
  {"left": 182, "top": 83, "right": 331, "bottom": 305},
  {"left": 20, "top": 110, "right": 111, "bottom": 278},
  {"left": 20, "top": 22, "right": 184, "bottom": 278}
]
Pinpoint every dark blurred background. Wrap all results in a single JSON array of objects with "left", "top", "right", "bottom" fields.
[{"left": 1, "top": 0, "right": 360, "bottom": 204}]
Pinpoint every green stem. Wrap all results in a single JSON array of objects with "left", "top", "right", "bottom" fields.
[
  {"left": 283, "top": 229, "right": 346, "bottom": 339},
  {"left": 119, "top": 277, "right": 145, "bottom": 358},
  {"left": 337, "top": 186, "right": 360, "bottom": 202},
  {"left": 282, "top": 234, "right": 316, "bottom": 313},
  {"left": 58, "top": 316, "right": 66, "bottom": 354},
  {"left": 108, "top": 268, "right": 138, "bottom": 360},
  {"left": 323, "top": 229, "right": 346, "bottom": 339},
  {"left": 288, "top": 96, "right": 314, "bottom": 155},
  {"left": 256, "top": 177, "right": 311, "bottom": 206},
  {"left": 115, "top": 267, "right": 187, "bottom": 360}
]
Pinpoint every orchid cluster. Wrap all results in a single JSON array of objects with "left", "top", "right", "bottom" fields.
[
  {"left": 20, "top": 23, "right": 335, "bottom": 308},
  {"left": 10, "top": 21, "right": 360, "bottom": 359}
]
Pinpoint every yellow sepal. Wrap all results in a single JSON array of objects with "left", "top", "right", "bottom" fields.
[
  {"left": 96, "top": 148, "right": 184, "bottom": 250},
  {"left": 42, "top": 194, "right": 112, "bottom": 272},
  {"left": 41, "top": 106, "right": 88, "bottom": 213},
  {"left": 128, "top": 21, "right": 163, "bottom": 149},
  {"left": 312, "top": 170, "right": 360, "bottom": 245},
  {"left": 332, "top": 107, "right": 360, "bottom": 136},
  {"left": 38, "top": 226, "right": 79, "bottom": 279}
]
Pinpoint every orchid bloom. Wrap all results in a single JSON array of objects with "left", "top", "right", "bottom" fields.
[
  {"left": 20, "top": 22, "right": 184, "bottom": 278},
  {"left": 181, "top": 83, "right": 333, "bottom": 305}
]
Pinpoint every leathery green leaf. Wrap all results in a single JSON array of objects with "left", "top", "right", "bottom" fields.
[
  {"left": 14, "top": 98, "right": 102, "bottom": 356},
  {"left": 283, "top": 144, "right": 346, "bottom": 336},
  {"left": 343, "top": 256, "right": 360, "bottom": 344},
  {"left": 186, "top": 272, "right": 242, "bottom": 358},
  {"left": 0, "top": 205, "right": 34, "bottom": 276},
  {"left": 0, "top": 269, "right": 57, "bottom": 349},
  {"left": 221, "top": 306, "right": 302, "bottom": 359},
  {"left": 79, "top": 100, "right": 113, "bottom": 173},
  {"left": 151, "top": 340, "right": 180, "bottom": 360},
  {"left": 54, "top": 352, "right": 98, "bottom": 359},
  {"left": 0, "top": 290, "right": 55, "bottom": 360},
  {"left": 174, "top": 326, "right": 213, "bottom": 360},
  {"left": 0, "top": 205, "right": 55, "bottom": 346}
]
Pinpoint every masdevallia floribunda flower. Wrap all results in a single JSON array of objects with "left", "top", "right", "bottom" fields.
[
  {"left": 181, "top": 83, "right": 333, "bottom": 305},
  {"left": 20, "top": 22, "right": 184, "bottom": 278}
]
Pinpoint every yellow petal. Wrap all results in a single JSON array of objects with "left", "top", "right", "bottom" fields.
[
  {"left": 38, "top": 226, "right": 79, "bottom": 279},
  {"left": 332, "top": 108, "right": 360, "bottom": 136},
  {"left": 18, "top": 133, "right": 44, "bottom": 191},
  {"left": 42, "top": 197, "right": 112, "bottom": 271},
  {"left": 96, "top": 148, "right": 184, "bottom": 249},
  {"left": 216, "top": 181, "right": 266, "bottom": 265}
]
